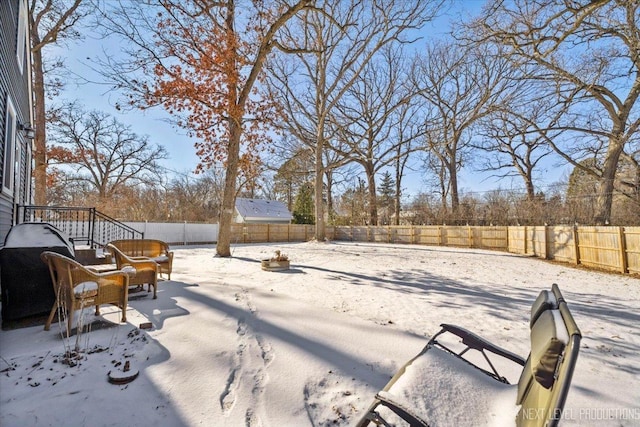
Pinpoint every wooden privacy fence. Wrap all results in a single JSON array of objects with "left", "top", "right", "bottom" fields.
[
  {"left": 230, "top": 223, "right": 315, "bottom": 244},
  {"left": 229, "top": 223, "right": 640, "bottom": 276}
]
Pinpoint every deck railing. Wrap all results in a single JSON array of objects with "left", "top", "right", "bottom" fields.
[{"left": 17, "top": 205, "right": 143, "bottom": 248}]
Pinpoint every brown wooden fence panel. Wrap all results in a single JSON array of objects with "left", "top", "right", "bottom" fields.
[
  {"left": 414, "top": 226, "right": 442, "bottom": 245},
  {"left": 334, "top": 226, "right": 353, "bottom": 241},
  {"left": 351, "top": 226, "right": 370, "bottom": 242},
  {"left": 576, "top": 226, "right": 624, "bottom": 272},
  {"left": 230, "top": 224, "right": 314, "bottom": 243},
  {"left": 247, "top": 224, "right": 269, "bottom": 243},
  {"left": 289, "top": 225, "right": 313, "bottom": 241},
  {"left": 474, "top": 226, "right": 508, "bottom": 250},
  {"left": 508, "top": 226, "right": 547, "bottom": 256},
  {"left": 265, "top": 224, "right": 288, "bottom": 242},
  {"left": 230, "top": 224, "right": 245, "bottom": 243},
  {"left": 228, "top": 223, "right": 638, "bottom": 276},
  {"left": 625, "top": 227, "right": 640, "bottom": 275},
  {"left": 547, "top": 226, "right": 576, "bottom": 264},
  {"left": 442, "top": 226, "right": 470, "bottom": 247},
  {"left": 508, "top": 227, "right": 526, "bottom": 254},
  {"left": 370, "top": 226, "right": 389, "bottom": 243},
  {"left": 528, "top": 226, "right": 548, "bottom": 258},
  {"left": 389, "top": 226, "right": 413, "bottom": 244}
]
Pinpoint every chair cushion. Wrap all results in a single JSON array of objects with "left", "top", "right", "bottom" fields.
[
  {"left": 530, "top": 290, "right": 558, "bottom": 327},
  {"left": 382, "top": 347, "right": 517, "bottom": 426},
  {"left": 74, "top": 281, "right": 99, "bottom": 298},
  {"left": 152, "top": 255, "right": 169, "bottom": 263},
  {"left": 121, "top": 265, "right": 137, "bottom": 277},
  {"left": 530, "top": 310, "right": 568, "bottom": 389}
]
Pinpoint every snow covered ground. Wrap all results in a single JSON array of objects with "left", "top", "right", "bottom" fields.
[{"left": 1, "top": 241, "right": 639, "bottom": 427}]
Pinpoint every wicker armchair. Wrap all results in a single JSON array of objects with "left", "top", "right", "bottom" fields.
[
  {"left": 106, "top": 243, "right": 159, "bottom": 299},
  {"left": 41, "top": 251, "right": 129, "bottom": 336},
  {"left": 107, "top": 239, "right": 174, "bottom": 279}
]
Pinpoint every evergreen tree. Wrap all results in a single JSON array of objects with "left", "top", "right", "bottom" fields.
[
  {"left": 292, "top": 183, "right": 315, "bottom": 224},
  {"left": 378, "top": 171, "right": 396, "bottom": 224}
]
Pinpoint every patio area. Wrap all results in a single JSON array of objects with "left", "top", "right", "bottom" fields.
[{"left": 1, "top": 241, "right": 639, "bottom": 426}]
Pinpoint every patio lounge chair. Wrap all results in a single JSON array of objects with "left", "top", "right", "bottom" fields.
[
  {"left": 106, "top": 243, "right": 159, "bottom": 299},
  {"left": 41, "top": 251, "right": 129, "bottom": 336},
  {"left": 357, "top": 284, "right": 581, "bottom": 427}
]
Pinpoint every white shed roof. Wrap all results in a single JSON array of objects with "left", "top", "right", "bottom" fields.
[{"left": 235, "top": 198, "right": 293, "bottom": 222}]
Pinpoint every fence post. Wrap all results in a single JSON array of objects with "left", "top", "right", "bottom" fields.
[
  {"left": 506, "top": 226, "right": 510, "bottom": 253},
  {"left": 573, "top": 225, "right": 581, "bottom": 265},
  {"left": 183, "top": 221, "right": 187, "bottom": 245},
  {"left": 89, "top": 208, "right": 96, "bottom": 248},
  {"left": 523, "top": 225, "right": 528, "bottom": 255},
  {"left": 618, "top": 226, "right": 628, "bottom": 274},
  {"left": 468, "top": 225, "right": 473, "bottom": 248},
  {"left": 545, "top": 225, "right": 553, "bottom": 260}
]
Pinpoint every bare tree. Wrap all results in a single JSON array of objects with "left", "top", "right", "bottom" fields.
[
  {"left": 469, "top": 0, "right": 640, "bottom": 224},
  {"left": 271, "top": 144, "right": 314, "bottom": 211},
  {"left": 334, "top": 177, "right": 369, "bottom": 225},
  {"left": 332, "top": 45, "right": 422, "bottom": 225},
  {"left": 618, "top": 137, "right": 640, "bottom": 211},
  {"left": 420, "top": 148, "right": 450, "bottom": 218},
  {"left": 411, "top": 40, "right": 516, "bottom": 221},
  {"left": 47, "top": 103, "right": 168, "bottom": 210},
  {"left": 388, "top": 102, "right": 420, "bottom": 225},
  {"left": 167, "top": 169, "right": 224, "bottom": 222},
  {"left": 29, "top": 0, "right": 90, "bottom": 205},
  {"left": 92, "top": 0, "right": 312, "bottom": 257},
  {"left": 475, "top": 98, "right": 560, "bottom": 200},
  {"left": 269, "top": 0, "right": 443, "bottom": 239}
]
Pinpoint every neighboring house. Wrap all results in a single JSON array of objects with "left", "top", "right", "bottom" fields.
[
  {"left": 234, "top": 198, "right": 292, "bottom": 224},
  {"left": 0, "top": 0, "right": 34, "bottom": 245}
]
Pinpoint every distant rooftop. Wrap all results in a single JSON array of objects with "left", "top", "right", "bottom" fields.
[{"left": 235, "top": 198, "right": 292, "bottom": 223}]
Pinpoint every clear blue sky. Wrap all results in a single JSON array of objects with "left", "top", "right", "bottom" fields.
[{"left": 53, "top": 1, "right": 569, "bottom": 201}]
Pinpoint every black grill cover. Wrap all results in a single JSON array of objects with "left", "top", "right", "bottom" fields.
[{"left": 1, "top": 223, "right": 75, "bottom": 323}]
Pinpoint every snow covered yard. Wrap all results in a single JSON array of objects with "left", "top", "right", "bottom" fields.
[{"left": 1, "top": 241, "right": 639, "bottom": 427}]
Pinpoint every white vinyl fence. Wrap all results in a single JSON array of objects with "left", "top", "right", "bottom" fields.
[{"left": 124, "top": 222, "right": 219, "bottom": 246}]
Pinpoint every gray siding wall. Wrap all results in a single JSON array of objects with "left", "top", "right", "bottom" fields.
[{"left": 1, "top": 0, "right": 32, "bottom": 245}]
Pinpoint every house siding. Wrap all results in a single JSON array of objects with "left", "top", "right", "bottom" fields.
[{"left": 0, "top": 0, "right": 33, "bottom": 245}]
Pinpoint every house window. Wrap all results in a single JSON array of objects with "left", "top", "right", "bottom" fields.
[
  {"left": 16, "top": 0, "right": 27, "bottom": 74},
  {"left": 3, "top": 97, "right": 17, "bottom": 195}
]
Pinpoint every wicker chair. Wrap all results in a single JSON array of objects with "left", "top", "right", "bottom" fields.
[
  {"left": 107, "top": 239, "right": 174, "bottom": 279},
  {"left": 106, "top": 243, "right": 159, "bottom": 299},
  {"left": 41, "top": 251, "right": 129, "bottom": 336}
]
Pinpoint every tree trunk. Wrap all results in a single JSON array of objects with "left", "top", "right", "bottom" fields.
[
  {"left": 314, "top": 132, "right": 325, "bottom": 240},
  {"left": 366, "top": 164, "right": 378, "bottom": 226},
  {"left": 32, "top": 42, "right": 47, "bottom": 205},
  {"left": 594, "top": 136, "right": 626, "bottom": 225},
  {"left": 216, "top": 121, "right": 241, "bottom": 257},
  {"left": 394, "top": 160, "right": 402, "bottom": 226},
  {"left": 525, "top": 171, "right": 535, "bottom": 200},
  {"left": 324, "top": 169, "right": 333, "bottom": 224},
  {"left": 449, "top": 161, "right": 459, "bottom": 221}
]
